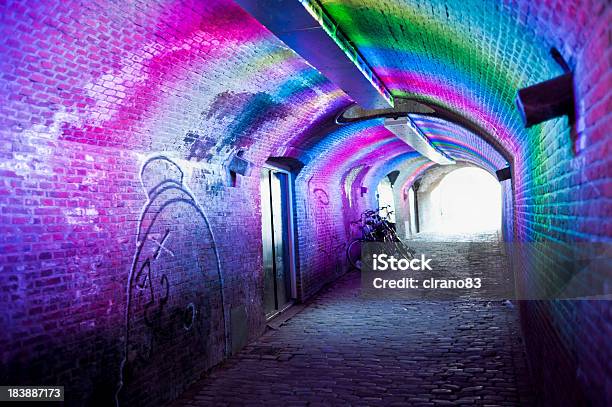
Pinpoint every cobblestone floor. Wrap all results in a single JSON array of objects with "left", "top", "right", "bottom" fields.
[{"left": 172, "top": 232, "right": 535, "bottom": 406}]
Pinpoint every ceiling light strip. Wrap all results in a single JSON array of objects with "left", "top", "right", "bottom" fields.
[{"left": 298, "top": 0, "right": 394, "bottom": 107}]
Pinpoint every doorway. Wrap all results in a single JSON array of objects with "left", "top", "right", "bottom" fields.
[
  {"left": 376, "top": 171, "right": 399, "bottom": 224},
  {"left": 260, "top": 165, "right": 296, "bottom": 319}
]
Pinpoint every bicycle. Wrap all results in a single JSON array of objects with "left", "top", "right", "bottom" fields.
[{"left": 346, "top": 206, "right": 415, "bottom": 270}]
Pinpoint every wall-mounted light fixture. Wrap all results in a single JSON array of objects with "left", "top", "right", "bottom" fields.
[
  {"left": 516, "top": 48, "right": 574, "bottom": 127},
  {"left": 235, "top": 0, "right": 393, "bottom": 109},
  {"left": 226, "top": 151, "right": 253, "bottom": 187},
  {"left": 496, "top": 166, "right": 512, "bottom": 182},
  {"left": 228, "top": 153, "right": 253, "bottom": 177}
]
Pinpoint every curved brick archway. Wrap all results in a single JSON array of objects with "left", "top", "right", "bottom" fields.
[{"left": 0, "top": 1, "right": 609, "bottom": 406}]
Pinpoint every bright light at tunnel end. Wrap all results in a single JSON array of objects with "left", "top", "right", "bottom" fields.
[{"left": 425, "top": 167, "right": 502, "bottom": 234}]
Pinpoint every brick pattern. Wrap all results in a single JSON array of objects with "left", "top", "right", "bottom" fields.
[
  {"left": 318, "top": 1, "right": 611, "bottom": 405},
  {"left": 0, "top": 0, "right": 609, "bottom": 406},
  {"left": 0, "top": 1, "right": 348, "bottom": 405},
  {"left": 512, "top": 5, "right": 611, "bottom": 405},
  {"left": 294, "top": 172, "right": 349, "bottom": 299}
]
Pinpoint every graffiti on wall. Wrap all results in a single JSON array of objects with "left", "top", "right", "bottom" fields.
[
  {"left": 306, "top": 177, "right": 345, "bottom": 272},
  {"left": 115, "top": 156, "right": 228, "bottom": 406}
]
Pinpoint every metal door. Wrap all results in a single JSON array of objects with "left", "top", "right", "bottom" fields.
[{"left": 261, "top": 167, "right": 293, "bottom": 318}]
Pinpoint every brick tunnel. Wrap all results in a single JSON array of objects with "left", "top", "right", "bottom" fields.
[{"left": 0, "top": 1, "right": 610, "bottom": 406}]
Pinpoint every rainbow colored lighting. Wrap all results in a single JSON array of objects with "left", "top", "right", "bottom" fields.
[{"left": 298, "top": 0, "right": 394, "bottom": 107}]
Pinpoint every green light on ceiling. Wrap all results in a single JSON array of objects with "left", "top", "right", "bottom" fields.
[{"left": 298, "top": 0, "right": 394, "bottom": 107}]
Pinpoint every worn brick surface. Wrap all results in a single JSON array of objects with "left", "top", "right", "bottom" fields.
[
  {"left": 0, "top": 1, "right": 349, "bottom": 405},
  {"left": 0, "top": 0, "right": 609, "bottom": 406},
  {"left": 316, "top": 2, "right": 611, "bottom": 404}
]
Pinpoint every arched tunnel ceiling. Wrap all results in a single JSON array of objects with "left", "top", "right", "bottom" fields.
[
  {"left": 291, "top": 113, "right": 507, "bottom": 196},
  {"left": 2, "top": 0, "right": 588, "bottom": 197},
  {"left": 316, "top": 0, "right": 564, "bottom": 147},
  {"left": 411, "top": 115, "right": 508, "bottom": 173},
  {"left": 266, "top": 0, "right": 579, "bottom": 192}
]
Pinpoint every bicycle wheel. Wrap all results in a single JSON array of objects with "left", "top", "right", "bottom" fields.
[
  {"left": 395, "top": 240, "right": 415, "bottom": 259},
  {"left": 384, "top": 230, "right": 414, "bottom": 260},
  {"left": 346, "top": 239, "right": 363, "bottom": 270}
]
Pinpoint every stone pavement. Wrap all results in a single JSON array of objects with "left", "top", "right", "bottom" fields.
[{"left": 171, "top": 232, "right": 535, "bottom": 406}]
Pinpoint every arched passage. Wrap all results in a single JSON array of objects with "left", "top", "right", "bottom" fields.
[
  {"left": 417, "top": 166, "right": 502, "bottom": 234},
  {"left": 0, "top": 1, "right": 609, "bottom": 406}
]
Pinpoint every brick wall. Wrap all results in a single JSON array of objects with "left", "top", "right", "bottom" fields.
[
  {"left": 0, "top": 0, "right": 609, "bottom": 406},
  {"left": 0, "top": 1, "right": 348, "bottom": 405},
  {"left": 294, "top": 172, "right": 349, "bottom": 298},
  {"left": 512, "top": 3, "right": 611, "bottom": 404},
  {"left": 321, "top": 1, "right": 611, "bottom": 404}
]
